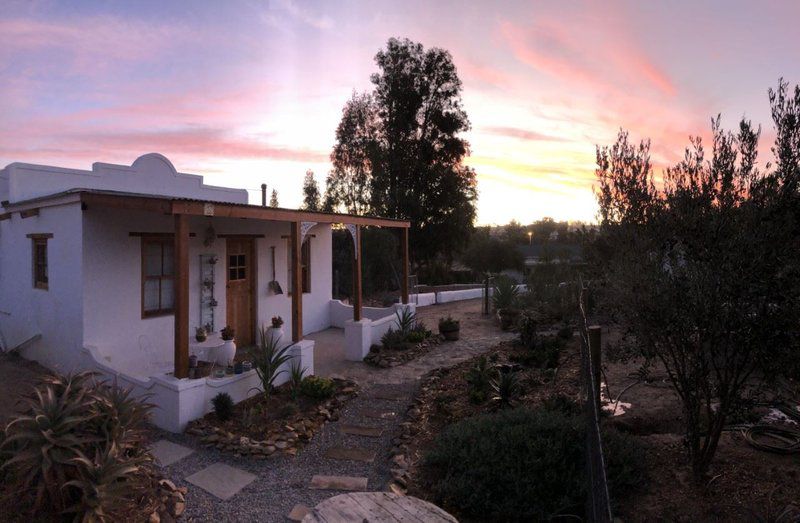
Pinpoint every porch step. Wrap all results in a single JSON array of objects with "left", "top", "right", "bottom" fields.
[
  {"left": 324, "top": 446, "right": 376, "bottom": 463},
  {"left": 338, "top": 424, "right": 384, "bottom": 438},
  {"left": 372, "top": 390, "right": 407, "bottom": 401},
  {"left": 309, "top": 475, "right": 369, "bottom": 491}
]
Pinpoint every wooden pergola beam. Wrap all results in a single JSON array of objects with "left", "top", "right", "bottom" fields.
[
  {"left": 291, "top": 221, "right": 303, "bottom": 342},
  {"left": 401, "top": 228, "right": 409, "bottom": 304},
  {"left": 173, "top": 213, "right": 190, "bottom": 379}
]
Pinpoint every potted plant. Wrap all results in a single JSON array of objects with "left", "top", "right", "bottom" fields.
[
  {"left": 492, "top": 276, "right": 521, "bottom": 331},
  {"left": 439, "top": 316, "right": 461, "bottom": 341},
  {"left": 265, "top": 316, "right": 285, "bottom": 346},
  {"left": 195, "top": 326, "right": 207, "bottom": 342},
  {"left": 218, "top": 325, "right": 236, "bottom": 365}
]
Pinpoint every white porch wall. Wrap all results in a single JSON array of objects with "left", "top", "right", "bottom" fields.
[
  {"left": 82, "top": 209, "right": 332, "bottom": 371},
  {"left": 0, "top": 202, "right": 84, "bottom": 372}
]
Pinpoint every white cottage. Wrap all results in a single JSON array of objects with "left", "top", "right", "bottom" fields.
[{"left": 0, "top": 153, "right": 411, "bottom": 431}]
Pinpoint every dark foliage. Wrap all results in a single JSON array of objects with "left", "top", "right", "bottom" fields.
[
  {"left": 211, "top": 392, "right": 235, "bottom": 422},
  {"left": 299, "top": 376, "right": 335, "bottom": 400},
  {"left": 423, "top": 408, "right": 645, "bottom": 521}
]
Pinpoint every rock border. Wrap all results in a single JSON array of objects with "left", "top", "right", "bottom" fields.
[
  {"left": 364, "top": 336, "right": 443, "bottom": 368},
  {"left": 150, "top": 478, "right": 188, "bottom": 522},
  {"left": 186, "top": 378, "right": 359, "bottom": 458}
]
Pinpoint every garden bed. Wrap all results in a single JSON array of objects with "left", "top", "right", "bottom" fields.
[{"left": 186, "top": 376, "right": 358, "bottom": 458}]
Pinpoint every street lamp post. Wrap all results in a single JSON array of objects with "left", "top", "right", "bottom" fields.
[{"left": 527, "top": 231, "right": 533, "bottom": 245}]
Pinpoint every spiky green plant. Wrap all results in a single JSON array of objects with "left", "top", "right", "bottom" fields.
[
  {"left": 289, "top": 362, "right": 307, "bottom": 402},
  {"left": 490, "top": 370, "right": 521, "bottom": 409},
  {"left": 466, "top": 356, "right": 495, "bottom": 398},
  {"left": 211, "top": 392, "right": 235, "bottom": 422},
  {"left": 248, "top": 325, "right": 294, "bottom": 401},
  {"left": 492, "top": 276, "right": 520, "bottom": 311},
  {"left": 394, "top": 307, "right": 416, "bottom": 336},
  {"left": 0, "top": 372, "right": 157, "bottom": 521}
]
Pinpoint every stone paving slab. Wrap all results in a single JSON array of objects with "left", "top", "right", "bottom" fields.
[
  {"left": 287, "top": 503, "right": 311, "bottom": 521},
  {"left": 362, "top": 408, "right": 396, "bottom": 419},
  {"left": 324, "top": 446, "right": 376, "bottom": 463},
  {"left": 338, "top": 424, "right": 384, "bottom": 437},
  {"left": 150, "top": 439, "right": 194, "bottom": 467},
  {"left": 309, "top": 475, "right": 369, "bottom": 491},
  {"left": 185, "top": 462, "right": 256, "bottom": 500}
]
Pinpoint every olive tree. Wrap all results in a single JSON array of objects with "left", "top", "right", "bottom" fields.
[{"left": 594, "top": 81, "right": 800, "bottom": 479}]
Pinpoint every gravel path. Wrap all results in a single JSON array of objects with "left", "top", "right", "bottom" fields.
[{"left": 158, "top": 299, "right": 513, "bottom": 522}]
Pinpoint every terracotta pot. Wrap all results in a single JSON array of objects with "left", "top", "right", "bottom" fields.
[{"left": 217, "top": 339, "right": 236, "bottom": 365}]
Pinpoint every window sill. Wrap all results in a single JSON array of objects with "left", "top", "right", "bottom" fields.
[{"left": 142, "top": 311, "right": 175, "bottom": 319}]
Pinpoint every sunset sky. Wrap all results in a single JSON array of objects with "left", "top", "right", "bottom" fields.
[{"left": 2, "top": 0, "right": 799, "bottom": 224}]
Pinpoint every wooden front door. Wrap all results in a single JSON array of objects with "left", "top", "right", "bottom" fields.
[{"left": 226, "top": 238, "right": 256, "bottom": 346}]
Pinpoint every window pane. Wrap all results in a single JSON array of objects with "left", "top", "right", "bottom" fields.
[
  {"left": 229, "top": 255, "right": 237, "bottom": 268},
  {"left": 237, "top": 267, "right": 246, "bottom": 280},
  {"left": 238, "top": 254, "right": 246, "bottom": 266},
  {"left": 229, "top": 268, "right": 237, "bottom": 280},
  {"left": 160, "top": 278, "right": 174, "bottom": 310},
  {"left": 144, "top": 243, "right": 162, "bottom": 276},
  {"left": 162, "top": 244, "right": 174, "bottom": 276},
  {"left": 143, "top": 279, "right": 160, "bottom": 311}
]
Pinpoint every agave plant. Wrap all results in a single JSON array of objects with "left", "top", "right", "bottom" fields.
[
  {"left": 248, "top": 325, "right": 294, "bottom": 401},
  {"left": 466, "top": 356, "right": 494, "bottom": 395},
  {"left": 490, "top": 369, "right": 521, "bottom": 409},
  {"left": 395, "top": 307, "right": 416, "bottom": 336},
  {"left": 492, "top": 275, "right": 520, "bottom": 311}
]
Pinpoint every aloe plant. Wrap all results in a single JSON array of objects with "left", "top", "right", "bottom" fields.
[
  {"left": 248, "top": 325, "right": 294, "bottom": 401},
  {"left": 394, "top": 307, "right": 416, "bottom": 336},
  {"left": 492, "top": 276, "right": 520, "bottom": 311},
  {"left": 490, "top": 370, "right": 521, "bottom": 409},
  {"left": 289, "top": 361, "right": 307, "bottom": 402}
]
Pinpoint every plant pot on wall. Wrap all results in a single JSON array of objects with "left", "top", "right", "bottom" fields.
[{"left": 265, "top": 326, "right": 284, "bottom": 347}]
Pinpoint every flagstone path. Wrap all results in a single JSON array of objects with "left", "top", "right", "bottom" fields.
[{"left": 153, "top": 299, "right": 513, "bottom": 521}]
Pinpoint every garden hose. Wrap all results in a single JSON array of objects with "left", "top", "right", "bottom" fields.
[{"left": 741, "top": 424, "right": 800, "bottom": 454}]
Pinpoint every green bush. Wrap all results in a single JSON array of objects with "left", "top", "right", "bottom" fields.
[
  {"left": 211, "top": 392, "right": 235, "bottom": 422},
  {"left": 465, "top": 356, "right": 494, "bottom": 398},
  {"left": 407, "top": 330, "right": 426, "bottom": 343},
  {"left": 299, "top": 376, "right": 335, "bottom": 400},
  {"left": 381, "top": 327, "right": 407, "bottom": 350},
  {"left": 0, "top": 372, "right": 158, "bottom": 521},
  {"left": 517, "top": 311, "right": 537, "bottom": 349},
  {"left": 423, "top": 408, "right": 644, "bottom": 521},
  {"left": 510, "top": 336, "right": 563, "bottom": 369}
]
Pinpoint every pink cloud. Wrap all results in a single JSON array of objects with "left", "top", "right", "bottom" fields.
[
  {"left": 482, "top": 126, "right": 569, "bottom": 142},
  {"left": 0, "top": 127, "right": 328, "bottom": 165}
]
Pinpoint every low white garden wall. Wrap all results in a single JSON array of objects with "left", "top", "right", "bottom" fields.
[
  {"left": 429, "top": 284, "right": 528, "bottom": 305},
  {"left": 82, "top": 339, "right": 315, "bottom": 433},
  {"left": 329, "top": 300, "right": 401, "bottom": 328},
  {"left": 343, "top": 303, "right": 415, "bottom": 361},
  {"left": 409, "top": 292, "right": 437, "bottom": 306}
]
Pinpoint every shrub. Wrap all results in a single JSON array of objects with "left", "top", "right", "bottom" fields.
[
  {"left": 542, "top": 393, "right": 582, "bottom": 416},
  {"left": 491, "top": 275, "right": 520, "bottom": 311},
  {"left": 510, "top": 336, "right": 563, "bottom": 369},
  {"left": 465, "top": 356, "right": 494, "bottom": 397},
  {"left": 517, "top": 311, "right": 537, "bottom": 349},
  {"left": 557, "top": 324, "right": 573, "bottom": 340},
  {"left": 423, "top": 408, "right": 644, "bottom": 521},
  {"left": 211, "top": 392, "right": 235, "bottom": 422},
  {"left": 300, "top": 376, "right": 335, "bottom": 400},
  {"left": 407, "top": 330, "right": 426, "bottom": 343},
  {"left": 381, "top": 328, "right": 407, "bottom": 350},
  {"left": 438, "top": 316, "right": 459, "bottom": 331},
  {"left": 248, "top": 325, "right": 294, "bottom": 401},
  {"left": 0, "top": 371, "right": 158, "bottom": 521}
]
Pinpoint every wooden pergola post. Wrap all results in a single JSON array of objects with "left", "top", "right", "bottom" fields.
[
  {"left": 291, "top": 221, "right": 303, "bottom": 342},
  {"left": 173, "top": 213, "right": 189, "bottom": 379},
  {"left": 352, "top": 225, "right": 362, "bottom": 321},
  {"left": 400, "top": 227, "right": 409, "bottom": 304}
]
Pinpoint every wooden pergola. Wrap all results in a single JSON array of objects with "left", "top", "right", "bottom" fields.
[{"left": 77, "top": 191, "right": 411, "bottom": 379}]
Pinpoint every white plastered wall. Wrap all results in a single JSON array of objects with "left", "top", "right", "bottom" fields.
[{"left": 0, "top": 202, "right": 84, "bottom": 372}]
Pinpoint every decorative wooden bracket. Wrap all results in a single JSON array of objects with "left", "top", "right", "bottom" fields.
[
  {"left": 345, "top": 224, "right": 358, "bottom": 258},
  {"left": 300, "top": 221, "right": 317, "bottom": 245}
]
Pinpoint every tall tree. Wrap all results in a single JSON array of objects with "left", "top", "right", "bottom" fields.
[
  {"left": 302, "top": 170, "right": 321, "bottom": 211},
  {"left": 324, "top": 92, "right": 378, "bottom": 215},
  {"left": 325, "top": 38, "right": 477, "bottom": 267},
  {"left": 269, "top": 189, "right": 279, "bottom": 208}
]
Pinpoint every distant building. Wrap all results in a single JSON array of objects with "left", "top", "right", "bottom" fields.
[{"left": 518, "top": 243, "right": 583, "bottom": 269}]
